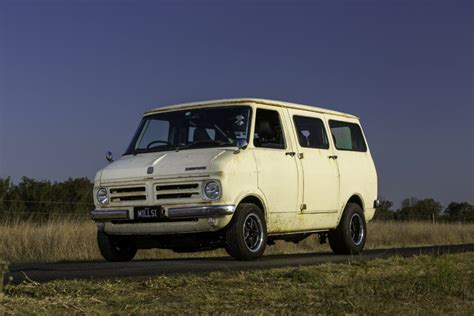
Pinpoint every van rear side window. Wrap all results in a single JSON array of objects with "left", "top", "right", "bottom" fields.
[
  {"left": 329, "top": 120, "right": 367, "bottom": 152},
  {"left": 293, "top": 115, "right": 329, "bottom": 149}
]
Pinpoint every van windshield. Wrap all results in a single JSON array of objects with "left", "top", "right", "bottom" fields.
[{"left": 125, "top": 106, "right": 252, "bottom": 155}]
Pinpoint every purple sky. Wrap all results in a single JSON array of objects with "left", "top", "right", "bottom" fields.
[{"left": 0, "top": 0, "right": 472, "bottom": 207}]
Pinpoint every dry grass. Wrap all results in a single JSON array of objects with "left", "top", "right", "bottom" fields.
[
  {"left": 0, "top": 216, "right": 98, "bottom": 263},
  {"left": 367, "top": 221, "right": 474, "bottom": 248},
  {"left": 0, "top": 216, "right": 473, "bottom": 263},
  {"left": 0, "top": 260, "right": 6, "bottom": 295}
]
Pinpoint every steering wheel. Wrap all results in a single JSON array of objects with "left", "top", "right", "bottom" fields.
[{"left": 146, "top": 140, "right": 171, "bottom": 149}]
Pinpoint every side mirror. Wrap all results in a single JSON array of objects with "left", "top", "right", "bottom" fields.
[
  {"left": 236, "top": 139, "right": 248, "bottom": 150},
  {"left": 234, "top": 139, "right": 248, "bottom": 154},
  {"left": 106, "top": 151, "right": 114, "bottom": 162}
]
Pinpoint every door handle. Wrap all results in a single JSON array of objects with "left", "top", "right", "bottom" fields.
[
  {"left": 328, "top": 155, "right": 338, "bottom": 160},
  {"left": 285, "top": 152, "right": 296, "bottom": 157}
]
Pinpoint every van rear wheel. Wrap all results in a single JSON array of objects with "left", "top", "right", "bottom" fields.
[
  {"left": 225, "top": 203, "right": 267, "bottom": 261},
  {"left": 328, "top": 203, "right": 366, "bottom": 255},
  {"left": 97, "top": 230, "right": 137, "bottom": 262}
]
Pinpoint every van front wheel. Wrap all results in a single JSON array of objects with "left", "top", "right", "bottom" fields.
[
  {"left": 225, "top": 203, "right": 267, "bottom": 260},
  {"left": 97, "top": 230, "right": 137, "bottom": 262},
  {"left": 328, "top": 203, "right": 366, "bottom": 255}
]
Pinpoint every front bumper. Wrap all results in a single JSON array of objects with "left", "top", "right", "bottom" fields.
[
  {"left": 91, "top": 205, "right": 236, "bottom": 221},
  {"left": 167, "top": 205, "right": 235, "bottom": 219},
  {"left": 91, "top": 209, "right": 129, "bottom": 221}
]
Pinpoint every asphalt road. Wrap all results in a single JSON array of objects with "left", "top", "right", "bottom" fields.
[{"left": 4, "top": 244, "right": 474, "bottom": 285}]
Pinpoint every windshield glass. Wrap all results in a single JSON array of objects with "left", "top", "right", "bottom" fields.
[{"left": 125, "top": 106, "right": 252, "bottom": 155}]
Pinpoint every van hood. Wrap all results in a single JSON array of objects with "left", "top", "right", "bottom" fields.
[{"left": 98, "top": 149, "right": 228, "bottom": 183}]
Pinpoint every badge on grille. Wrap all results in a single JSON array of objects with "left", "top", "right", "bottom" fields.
[{"left": 147, "top": 167, "right": 154, "bottom": 174}]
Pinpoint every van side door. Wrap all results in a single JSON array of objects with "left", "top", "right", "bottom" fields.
[
  {"left": 328, "top": 119, "right": 374, "bottom": 212},
  {"left": 252, "top": 107, "right": 300, "bottom": 215},
  {"left": 287, "top": 109, "right": 340, "bottom": 213}
]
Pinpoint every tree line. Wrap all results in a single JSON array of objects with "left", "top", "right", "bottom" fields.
[
  {"left": 0, "top": 177, "right": 93, "bottom": 218},
  {"left": 374, "top": 197, "right": 474, "bottom": 222},
  {"left": 0, "top": 177, "right": 473, "bottom": 222}
]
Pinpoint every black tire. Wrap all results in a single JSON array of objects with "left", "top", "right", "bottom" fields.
[
  {"left": 328, "top": 203, "right": 367, "bottom": 255},
  {"left": 97, "top": 230, "right": 137, "bottom": 262},
  {"left": 225, "top": 203, "right": 267, "bottom": 261}
]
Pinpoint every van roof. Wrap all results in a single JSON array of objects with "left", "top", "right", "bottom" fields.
[{"left": 145, "top": 98, "right": 358, "bottom": 119}]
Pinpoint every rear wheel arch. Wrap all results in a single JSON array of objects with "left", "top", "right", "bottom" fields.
[
  {"left": 335, "top": 194, "right": 366, "bottom": 227},
  {"left": 347, "top": 194, "right": 365, "bottom": 212}
]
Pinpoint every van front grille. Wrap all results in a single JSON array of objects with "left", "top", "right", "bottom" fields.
[
  {"left": 110, "top": 186, "right": 147, "bottom": 203},
  {"left": 155, "top": 183, "right": 201, "bottom": 201},
  {"left": 106, "top": 181, "right": 204, "bottom": 205},
  {"left": 111, "top": 187, "right": 146, "bottom": 194},
  {"left": 156, "top": 184, "right": 198, "bottom": 191}
]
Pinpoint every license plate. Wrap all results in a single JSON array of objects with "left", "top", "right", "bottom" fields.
[{"left": 134, "top": 206, "right": 163, "bottom": 221}]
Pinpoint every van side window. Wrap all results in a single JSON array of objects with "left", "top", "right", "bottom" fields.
[
  {"left": 329, "top": 120, "right": 367, "bottom": 152},
  {"left": 254, "top": 109, "right": 286, "bottom": 149},
  {"left": 293, "top": 116, "right": 329, "bottom": 149}
]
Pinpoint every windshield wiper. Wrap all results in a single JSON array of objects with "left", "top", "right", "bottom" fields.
[
  {"left": 175, "top": 140, "right": 231, "bottom": 152},
  {"left": 213, "top": 124, "right": 234, "bottom": 143}
]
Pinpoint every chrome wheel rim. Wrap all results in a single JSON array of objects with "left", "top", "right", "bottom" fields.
[
  {"left": 243, "top": 213, "right": 264, "bottom": 252},
  {"left": 350, "top": 213, "right": 364, "bottom": 246}
]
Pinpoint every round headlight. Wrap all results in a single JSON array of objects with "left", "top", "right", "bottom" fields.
[
  {"left": 203, "top": 181, "right": 221, "bottom": 200},
  {"left": 96, "top": 188, "right": 109, "bottom": 205}
]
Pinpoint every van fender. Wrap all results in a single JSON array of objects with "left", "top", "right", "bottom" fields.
[
  {"left": 334, "top": 193, "right": 366, "bottom": 227},
  {"left": 232, "top": 189, "right": 269, "bottom": 220}
]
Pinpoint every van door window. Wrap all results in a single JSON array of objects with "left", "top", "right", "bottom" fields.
[
  {"left": 329, "top": 120, "right": 367, "bottom": 152},
  {"left": 293, "top": 115, "right": 329, "bottom": 149},
  {"left": 254, "top": 109, "right": 286, "bottom": 149}
]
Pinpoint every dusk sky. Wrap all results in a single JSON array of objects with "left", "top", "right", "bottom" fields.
[{"left": 0, "top": 0, "right": 472, "bottom": 207}]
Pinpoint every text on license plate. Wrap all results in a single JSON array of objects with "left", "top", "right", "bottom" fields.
[{"left": 135, "top": 207, "right": 162, "bottom": 219}]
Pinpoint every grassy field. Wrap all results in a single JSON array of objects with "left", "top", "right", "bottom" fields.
[
  {"left": 1, "top": 253, "right": 473, "bottom": 314},
  {"left": 0, "top": 216, "right": 473, "bottom": 263}
]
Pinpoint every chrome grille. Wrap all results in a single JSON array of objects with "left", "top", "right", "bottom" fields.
[{"left": 110, "top": 186, "right": 147, "bottom": 203}]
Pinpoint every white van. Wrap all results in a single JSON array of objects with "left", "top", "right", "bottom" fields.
[{"left": 91, "top": 99, "right": 379, "bottom": 261}]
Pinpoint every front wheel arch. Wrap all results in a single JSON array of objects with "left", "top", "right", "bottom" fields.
[{"left": 236, "top": 194, "right": 267, "bottom": 220}]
